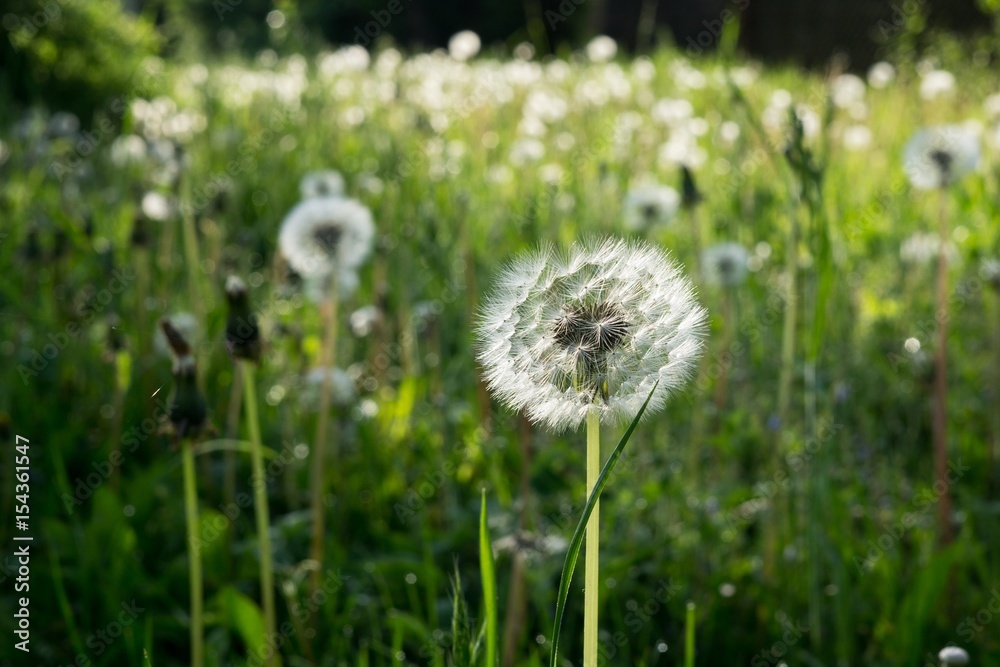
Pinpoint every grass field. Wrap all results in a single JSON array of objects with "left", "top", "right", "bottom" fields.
[{"left": 1, "top": 33, "right": 1000, "bottom": 667}]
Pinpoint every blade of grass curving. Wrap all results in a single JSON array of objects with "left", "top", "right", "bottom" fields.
[
  {"left": 480, "top": 489, "right": 499, "bottom": 667},
  {"left": 549, "top": 382, "right": 658, "bottom": 667}
]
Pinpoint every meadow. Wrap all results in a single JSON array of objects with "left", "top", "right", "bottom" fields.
[{"left": 1, "top": 29, "right": 1000, "bottom": 667}]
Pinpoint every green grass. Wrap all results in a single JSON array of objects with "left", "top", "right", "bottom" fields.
[{"left": 1, "top": 34, "right": 1000, "bottom": 667}]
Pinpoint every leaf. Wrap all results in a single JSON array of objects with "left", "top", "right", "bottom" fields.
[
  {"left": 480, "top": 489, "right": 498, "bottom": 667},
  {"left": 549, "top": 383, "right": 658, "bottom": 667},
  {"left": 217, "top": 586, "right": 283, "bottom": 667}
]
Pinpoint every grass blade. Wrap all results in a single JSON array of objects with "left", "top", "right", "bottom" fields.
[
  {"left": 480, "top": 488, "right": 499, "bottom": 667},
  {"left": 549, "top": 382, "right": 658, "bottom": 667}
]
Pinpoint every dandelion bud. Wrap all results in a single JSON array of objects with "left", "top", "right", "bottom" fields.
[
  {"left": 680, "top": 165, "right": 703, "bottom": 209},
  {"left": 160, "top": 318, "right": 208, "bottom": 439},
  {"left": 224, "top": 275, "right": 261, "bottom": 363},
  {"left": 131, "top": 213, "right": 150, "bottom": 248}
]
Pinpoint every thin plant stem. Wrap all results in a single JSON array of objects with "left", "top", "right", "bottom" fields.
[
  {"left": 932, "top": 188, "right": 952, "bottom": 546},
  {"left": 242, "top": 360, "right": 277, "bottom": 665},
  {"left": 224, "top": 362, "right": 243, "bottom": 575},
  {"left": 310, "top": 291, "right": 339, "bottom": 595},
  {"left": 685, "top": 601, "right": 696, "bottom": 667},
  {"left": 182, "top": 439, "right": 204, "bottom": 667},
  {"left": 583, "top": 408, "right": 600, "bottom": 667}
]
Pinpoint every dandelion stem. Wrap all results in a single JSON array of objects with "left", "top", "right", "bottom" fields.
[
  {"left": 182, "top": 439, "right": 204, "bottom": 667},
  {"left": 932, "top": 188, "right": 952, "bottom": 546},
  {"left": 583, "top": 408, "right": 600, "bottom": 667},
  {"left": 685, "top": 601, "right": 696, "bottom": 667},
  {"left": 310, "top": 292, "right": 339, "bottom": 595},
  {"left": 242, "top": 360, "right": 277, "bottom": 665}
]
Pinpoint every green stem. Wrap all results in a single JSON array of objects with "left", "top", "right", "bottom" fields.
[
  {"left": 932, "top": 188, "right": 952, "bottom": 547},
  {"left": 310, "top": 293, "right": 339, "bottom": 595},
  {"left": 685, "top": 601, "right": 695, "bottom": 667},
  {"left": 583, "top": 408, "right": 600, "bottom": 667},
  {"left": 242, "top": 360, "right": 277, "bottom": 665},
  {"left": 182, "top": 440, "right": 204, "bottom": 667}
]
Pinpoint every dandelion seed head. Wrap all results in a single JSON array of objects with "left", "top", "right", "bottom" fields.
[
  {"left": 867, "top": 61, "right": 895, "bottom": 89},
  {"left": 586, "top": 35, "right": 617, "bottom": 63},
  {"left": 299, "top": 170, "right": 346, "bottom": 199},
  {"left": 623, "top": 183, "right": 680, "bottom": 232},
  {"left": 938, "top": 646, "right": 969, "bottom": 665},
  {"left": 448, "top": 30, "right": 481, "bottom": 61},
  {"left": 476, "top": 238, "right": 707, "bottom": 432},
  {"left": 702, "top": 243, "right": 750, "bottom": 286},
  {"left": 903, "top": 125, "right": 980, "bottom": 190},
  {"left": 278, "top": 196, "right": 375, "bottom": 284}
]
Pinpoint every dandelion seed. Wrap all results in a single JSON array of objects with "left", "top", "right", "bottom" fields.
[
  {"left": 278, "top": 196, "right": 375, "bottom": 290},
  {"left": 701, "top": 243, "right": 750, "bottom": 286},
  {"left": 299, "top": 170, "right": 346, "bottom": 199},
  {"left": 476, "top": 238, "right": 706, "bottom": 432},
  {"left": 903, "top": 125, "right": 980, "bottom": 190}
]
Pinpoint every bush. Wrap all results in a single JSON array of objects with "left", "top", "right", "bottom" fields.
[{"left": 0, "top": 0, "right": 161, "bottom": 123}]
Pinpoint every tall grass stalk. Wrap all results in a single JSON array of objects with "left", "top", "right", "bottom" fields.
[
  {"left": 310, "top": 291, "right": 339, "bottom": 595},
  {"left": 583, "top": 408, "right": 601, "bottom": 667},
  {"left": 182, "top": 438, "right": 204, "bottom": 667},
  {"left": 932, "top": 188, "right": 952, "bottom": 546},
  {"left": 242, "top": 360, "right": 277, "bottom": 665}
]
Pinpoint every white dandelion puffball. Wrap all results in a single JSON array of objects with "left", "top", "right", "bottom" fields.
[
  {"left": 920, "top": 70, "right": 955, "bottom": 100},
  {"left": 702, "top": 243, "right": 750, "bottom": 286},
  {"left": 903, "top": 125, "right": 980, "bottom": 190},
  {"left": 476, "top": 238, "right": 707, "bottom": 432},
  {"left": 623, "top": 184, "right": 681, "bottom": 232},
  {"left": 938, "top": 646, "right": 969, "bottom": 665},
  {"left": 980, "top": 258, "right": 1000, "bottom": 289},
  {"left": 278, "top": 196, "right": 375, "bottom": 282},
  {"left": 301, "top": 367, "right": 357, "bottom": 408},
  {"left": 867, "top": 61, "right": 895, "bottom": 89},
  {"left": 299, "top": 170, "right": 346, "bottom": 199},
  {"left": 586, "top": 35, "right": 617, "bottom": 63},
  {"left": 900, "top": 232, "right": 958, "bottom": 266},
  {"left": 448, "top": 30, "right": 481, "bottom": 61}
]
